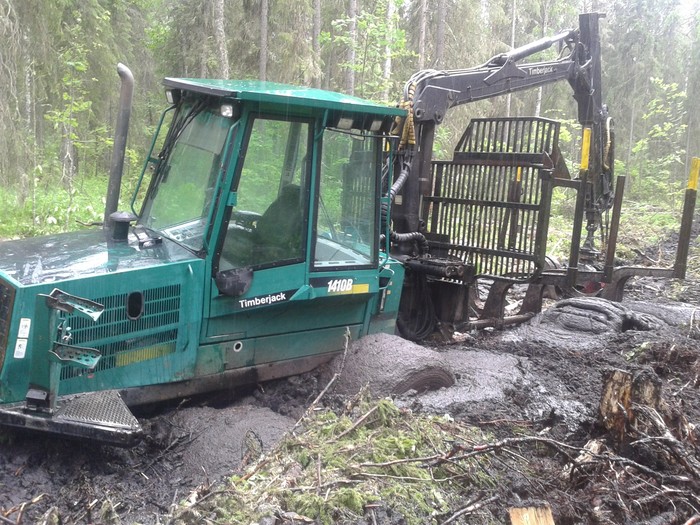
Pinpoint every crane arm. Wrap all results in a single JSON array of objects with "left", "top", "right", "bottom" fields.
[{"left": 405, "top": 13, "right": 605, "bottom": 130}]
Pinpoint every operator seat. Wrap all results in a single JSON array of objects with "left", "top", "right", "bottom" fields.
[{"left": 253, "top": 184, "right": 303, "bottom": 264}]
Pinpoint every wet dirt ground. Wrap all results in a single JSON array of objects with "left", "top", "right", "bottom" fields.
[{"left": 0, "top": 279, "right": 698, "bottom": 524}]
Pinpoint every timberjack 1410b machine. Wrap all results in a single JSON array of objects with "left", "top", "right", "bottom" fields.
[{"left": 0, "top": 13, "right": 696, "bottom": 445}]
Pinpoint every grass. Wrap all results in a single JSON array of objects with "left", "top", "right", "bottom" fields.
[{"left": 0, "top": 177, "right": 110, "bottom": 239}]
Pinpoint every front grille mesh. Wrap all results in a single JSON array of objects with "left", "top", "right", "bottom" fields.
[{"left": 61, "top": 284, "right": 181, "bottom": 379}]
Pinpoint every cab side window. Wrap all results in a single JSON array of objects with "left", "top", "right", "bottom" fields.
[
  {"left": 314, "top": 129, "right": 378, "bottom": 269},
  {"left": 220, "top": 118, "right": 310, "bottom": 269}
]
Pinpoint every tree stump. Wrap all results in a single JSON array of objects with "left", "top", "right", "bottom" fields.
[{"left": 599, "top": 368, "right": 662, "bottom": 443}]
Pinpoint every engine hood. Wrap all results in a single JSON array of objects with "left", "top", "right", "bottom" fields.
[{"left": 0, "top": 229, "right": 200, "bottom": 286}]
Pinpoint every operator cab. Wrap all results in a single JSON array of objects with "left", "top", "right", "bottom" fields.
[
  {"left": 138, "top": 78, "right": 402, "bottom": 283},
  {"left": 134, "top": 79, "right": 407, "bottom": 357}
]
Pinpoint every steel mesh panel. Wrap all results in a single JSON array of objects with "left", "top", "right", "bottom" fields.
[
  {"left": 424, "top": 117, "right": 559, "bottom": 281},
  {"left": 56, "top": 389, "right": 140, "bottom": 430},
  {"left": 456, "top": 117, "right": 559, "bottom": 154}
]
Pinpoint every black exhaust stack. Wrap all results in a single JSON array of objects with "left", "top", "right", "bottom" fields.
[{"left": 104, "top": 63, "right": 134, "bottom": 231}]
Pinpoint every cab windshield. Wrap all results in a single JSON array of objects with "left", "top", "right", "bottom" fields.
[{"left": 140, "top": 102, "right": 233, "bottom": 252}]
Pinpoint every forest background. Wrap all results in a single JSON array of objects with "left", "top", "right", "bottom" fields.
[{"left": 0, "top": 0, "right": 698, "bottom": 242}]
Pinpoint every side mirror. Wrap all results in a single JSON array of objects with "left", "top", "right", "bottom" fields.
[{"left": 215, "top": 267, "right": 254, "bottom": 297}]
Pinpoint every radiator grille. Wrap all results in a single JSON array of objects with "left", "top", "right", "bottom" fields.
[{"left": 61, "top": 284, "right": 181, "bottom": 379}]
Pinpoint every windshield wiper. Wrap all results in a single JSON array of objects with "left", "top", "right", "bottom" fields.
[{"left": 154, "top": 99, "right": 207, "bottom": 185}]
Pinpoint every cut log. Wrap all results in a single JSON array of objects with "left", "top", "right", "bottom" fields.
[{"left": 509, "top": 505, "right": 556, "bottom": 525}]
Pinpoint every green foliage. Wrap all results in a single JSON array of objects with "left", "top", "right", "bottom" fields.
[
  {"left": 331, "top": 0, "right": 412, "bottom": 101},
  {"left": 546, "top": 212, "right": 574, "bottom": 261},
  {"left": 186, "top": 396, "right": 497, "bottom": 525},
  {"left": 629, "top": 78, "right": 688, "bottom": 206},
  {"left": 0, "top": 176, "right": 107, "bottom": 239},
  {"left": 44, "top": 18, "right": 93, "bottom": 155},
  {"left": 0, "top": 0, "right": 695, "bottom": 244}
]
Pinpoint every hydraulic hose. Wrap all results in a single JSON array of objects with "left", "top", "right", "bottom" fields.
[
  {"left": 381, "top": 82, "right": 428, "bottom": 256},
  {"left": 396, "top": 268, "right": 436, "bottom": 341},
  {"left": 389, "top": 157, "right": 411, "bottom": 203},
  {"left": 379, "top": 230, "right": 429, "bottom": 256},
  {"left": 381, "top": 154, "right": 411, "bottom": 226},
  {"left": 390, "top": 230, "right": 429, "bottom": 254}
]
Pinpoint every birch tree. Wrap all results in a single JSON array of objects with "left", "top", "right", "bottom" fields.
[
  {"left": 214, "top": 0, "right": 229, "bottom": 78},
  {"left": 312, "top": 0, "right": 322, "bottom": 87},
  {"left": 259, "top": 0, "right": 268, "bottom": 80},
  {"left": 346, "top": 0, "right": 357, "bottom": 94}
]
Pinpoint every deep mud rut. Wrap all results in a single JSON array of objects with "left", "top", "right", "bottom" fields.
[{"left": 1, "top": 280, "right": 699, "bottom": 524}]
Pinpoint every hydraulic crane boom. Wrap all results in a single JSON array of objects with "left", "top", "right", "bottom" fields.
[
  {"left": 392, "top": 12, "right": 612, "bottom": 248},
  {"left": 409, "top": 13, "right": 604, "bottom": 124},
  {"left": 409, "top": 29, "right": 583, "bottom": 124}
]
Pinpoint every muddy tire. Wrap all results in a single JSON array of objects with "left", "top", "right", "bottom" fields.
[
  {"left": 537, "top": 297, "right": 663, "bottom": 334},
  {"left": 322, "top": 333, "right": 455, "bottom": 397},
  {"left": 391, "top": 366, "right": 455, "bottom": 395},
  {"left": 510, "top": 296, "right": 667, "bottom": 352}
]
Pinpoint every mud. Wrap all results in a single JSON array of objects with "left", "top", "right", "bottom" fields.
[
  {"left": 0, "top": 402, "right": 295, "bottom": 524},
  {"left": 320, "top": 332, "right": 455, "bottom": 397},
  {"left": 1, "top": 292, "right": 699, "bottom": 524}
]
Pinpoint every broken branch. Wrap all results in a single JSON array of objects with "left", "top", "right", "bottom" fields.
[{"left": 441, "top": 494, "right": 499, "bottom": 524}]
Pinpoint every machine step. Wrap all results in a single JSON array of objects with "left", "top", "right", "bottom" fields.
[{"left": 0, "top": 390, "right": 142, "bottom": 447}]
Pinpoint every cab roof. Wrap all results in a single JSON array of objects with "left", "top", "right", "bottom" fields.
[{"left": 163, "top": 78, "right": 406, "bottom": 118}]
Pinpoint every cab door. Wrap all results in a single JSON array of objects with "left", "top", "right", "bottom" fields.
[{"left": 204, "top": 114, "right": 383, "bottom": 370}]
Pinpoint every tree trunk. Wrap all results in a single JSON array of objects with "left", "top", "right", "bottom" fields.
[
  {"left": 435, "top": 0, "right": 446, "bottom": 69},
  {"left": 21, "top": 49, "right": 32, "bottom": 205},
  {"left": 382, "top": 0, "right": 394, "bottom": 102},
  {"left": 312, "top": 0, "right": 321, "bottom": 88},
  {"left": 199, "top": 0, "right": 211, "bottom": 78},
  {"left": 506, "top": 0, "right": 516, "bottom": 117},
  {"left": 213, "top": 0, "right": 229, "bottom": 78},
  {"left": 60, "top": 125, "right": 76, "bottom": 230},
  {"left": 534, "top": 3, "right": 548, "bottom": 117},
  {"left": 626, "top": 72, "right": 638, "bottom": 189},
  {"left": 418, "top": 0, "right": 427, "bottom": 70},
  {"left": 345, "top": 0, "right": 357, "bottom": 94},
  {"left": 0, "top": 0, "right": 22, "bottom": 187},
  {"left": 259, "top": 0, "right": 268, "bottom": 81},
  {"left": 599, "top": 368, "right": 662, "bottom": 445}
]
